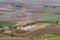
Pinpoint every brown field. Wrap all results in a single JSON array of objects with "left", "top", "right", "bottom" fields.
[
  {"left": 0, "top": 37, "right": 30, "bottom": 40},
  {"left": 26, "top": 24, "right": 60, "bottom": 38},
  {"left": 0, "top": 10, "right": 20, "bottom": 14}
]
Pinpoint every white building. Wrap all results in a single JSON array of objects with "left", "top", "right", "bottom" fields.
[
  {"left": 20, "top": 25, "right": 32, "bottom": 31},
  {"left": 3, "top": 30, "right": 11, "bottom": 33}
]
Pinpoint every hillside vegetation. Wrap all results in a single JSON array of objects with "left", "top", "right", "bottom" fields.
[
  {"left": 33, "top": 13, "right": 60, "bottom": 23},
  {"left": 0, "top": 21, "right": 16, "bottom": 26}
]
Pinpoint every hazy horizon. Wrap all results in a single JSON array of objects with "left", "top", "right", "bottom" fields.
[{"left": 0, "top": 0, "right": 60, "bottom": 4}]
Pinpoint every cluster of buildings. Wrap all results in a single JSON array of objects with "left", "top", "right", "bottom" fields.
[{"left": 0, "top": 22, "right": 37, "bottom": 34}]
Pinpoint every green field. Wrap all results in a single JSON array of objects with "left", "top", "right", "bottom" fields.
[
  {"left": 0, "top": 21, "right": 16, "bottom": 26},
  {"left": 32, "top": 13, "right": 60, "bottom": 23},
  {"left": 33, "top": 34, "right": 60, "bottom": 40},
  {"left": 41, "top": 34, "right": 60, "bottom": 40}
]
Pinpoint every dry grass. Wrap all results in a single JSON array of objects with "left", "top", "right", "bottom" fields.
[
  {"left": 0, "top": 37, "right": 30, "bottom": 40},
  {"left": 30, "top": 23, "right": 50, "bottom": 31}
]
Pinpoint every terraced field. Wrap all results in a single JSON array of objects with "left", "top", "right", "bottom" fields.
[
  {"left": 41, "top": 34, "right": 60, "bottom": 40},
  {"left": 32, "top": 13, "right": 60, "bottom": 23},
  {"left": 33, "top": 34, "right": 60, "bottom": 40},
  {"left": 0, "top": 21, "right": 16, "bottom": 26}
]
